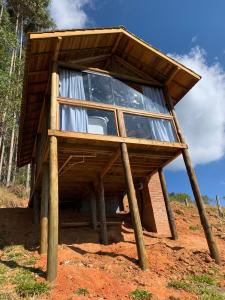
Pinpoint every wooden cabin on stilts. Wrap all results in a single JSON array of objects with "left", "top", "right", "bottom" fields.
[{"left": 17, "top": 27, "right": 221, "bottom": 282}]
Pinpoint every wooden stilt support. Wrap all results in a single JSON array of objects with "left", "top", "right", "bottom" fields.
[
  {"left": 120, "top": 143, "right": 149, "bottom": 270},
  {"left": 158, "top": 169, "right": 178, "bottom": 240},
  {"left": 40, "top": 164, "right": 49, "bottom": 255},
  {"left": 90, "top": 185, "right": 97, "bottom": 230},
  {"left": 117, "top": 110, "right": 148, "bottom": 270},
  {"left": 164, "top": 88, "right": 221, "bottom": 264},
  {"left": 47, "top": 136, "right": 59, "bottom": 282},
  {"left": 33, "top": 191, "right": 40, "bottom": 225},
  {"left": 97, "top": 175, "right": 108, "bottom": 244}
]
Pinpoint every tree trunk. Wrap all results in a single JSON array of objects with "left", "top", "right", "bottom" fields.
[
  {"left": 0, "top": 141, "right": 5, "bottom": 181},
  {"left": 0, "top": 3, "right": 4, "bottom": 26},
  {"left": 6, "top": 119, "right": 15, "bottom": 187},
  {"left": 26, "top": 164, "right": 31, "bottom": 193}
]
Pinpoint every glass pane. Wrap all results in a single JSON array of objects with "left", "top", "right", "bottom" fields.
[
  {"left": 124, "top": 113, "right": 177, "bottom": 142},
  {"left": 88, "top": 73, "right": 114, "bottom": 104},
  {"left": 60, "top": 104, "right": 117, "bottom": 136},
  {"left": 112, "top": 78, "right": 144, "bottom": 110}
]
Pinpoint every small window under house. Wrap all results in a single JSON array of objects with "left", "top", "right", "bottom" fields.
[{"left": 58, "top": 68, "right": 177, "bottom": 143}]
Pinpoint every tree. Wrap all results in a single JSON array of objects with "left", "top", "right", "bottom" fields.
[
  {"left": 169, "top": 192, "right": 192, "bottom": 203},
  {"left": 0, "top": 0, "right": 55, "bottom": 189}
]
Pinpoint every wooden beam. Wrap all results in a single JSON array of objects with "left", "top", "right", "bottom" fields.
[
  {"left": 30, "top": 28, "right": 123, "bottom": 40},
  {"left": 58, "top": 97, "right": 173, "bottom": 120},
  {"left": 100, "top": 149, "right": 120, "bottom": 178},
  {"left": 58, "top": 61, "right": 162, "bottom": 87},
  {"left": 114, "top": 55, "right": 161, "bottom": 85},
  {"left": 105, "top": 32, "right": 123, "bottom": 68},
  {"left": 50, "top": 63, "right": 58, "bottom": 130},
  {"left": 164, "top": 87, "right": 221, "bottom": 264},
  {"left": 158, "top": 169, "right": 178, "bottom": 240},
  {"left": 71, "top": 54, "right": 111, "bottom": 65},
  {"left": 117, "top": 110, "right": 148, "bottom": 270},
  {"left": 48, "top": 129, "right": 187, "bottom": 149},
  {"left": 53, "top": 37, "right": 62, "bottom": 62},
  {"left": 96, "top": 174, "right": 108, "bottom": 244},
  {"left": 165, "top": 67, "right": 180, "bottom": 85},
  {"left": 40, "top": 163, "right": 49, "bottom": 254},
  {"left": 47, "top": 136, "right": 59, "bottom": 282}
]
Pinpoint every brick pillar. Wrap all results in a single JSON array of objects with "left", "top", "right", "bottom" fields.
[{"left": 142, "top": 171, "right": 171, "bottom": 237}]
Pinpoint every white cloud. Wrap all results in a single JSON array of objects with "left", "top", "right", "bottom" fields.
[
  {"left": 191, "top": 36, "right": 198, "bottom": 43},
  {"left": 49, "top": 0, "right": 92, "bottom": 29},
  {"left": 167, "top": 46, "right": 225, "bottom": 170}
]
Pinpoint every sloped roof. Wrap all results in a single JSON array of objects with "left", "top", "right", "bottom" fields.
[{"left": 18, "top": 26, "right": 201, "bottom": 167}]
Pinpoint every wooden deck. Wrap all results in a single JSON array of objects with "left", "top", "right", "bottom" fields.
[{"left": 40, "top": 130, "right": 186, "bottom": 200}]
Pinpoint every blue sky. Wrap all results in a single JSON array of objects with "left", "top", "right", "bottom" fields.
[{"left": 49, "top": 0, "right": 225, "bottom": 203}]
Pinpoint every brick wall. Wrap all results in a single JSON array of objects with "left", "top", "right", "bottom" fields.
[{"left": 141, "top": 171, "right": 171, "bottom": 237}]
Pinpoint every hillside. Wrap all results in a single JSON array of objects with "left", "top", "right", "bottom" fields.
[{"left": 0, "top": 190, "right": 224, "bottom": 299}]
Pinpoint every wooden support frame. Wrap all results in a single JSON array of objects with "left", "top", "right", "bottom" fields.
[
  {"left": 96, "top": 174, "right": 108, "bottom": 244},
  {"left": 158, "top": 169, "right": 178, "bottom": 240},
  {"left": 117, "top": 110, "right": 148, "bottom": 270},
  {"left": 40, "top": 163, "right": 49, "bottom": 254},
  {"left": 47, "top": 136, "right": 59, "bottom": 282},
  {"left": 90, "top": 184, "right": 97, "bottom": 230},
  {"left": 100, "top": 149, "right": 120, "bottom": 178},
  {"left": 47, "top": 41, "right": 61, "bottom": 282},
  {"left": 164, "top": 87, "right": 221, "bottom": 264},
  {"left": 33, "top": 191, "right": 40, "bottom": 224}
]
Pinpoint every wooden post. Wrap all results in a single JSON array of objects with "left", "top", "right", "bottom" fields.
[
  {"left": 47, "top": 59, "right": 59, "bottom": 282},
  {"left": 47, "top": 136, "right": 59, "bottom": 282},
  {"left": 184, "top": 198, "right": 189, "bottom": 207},
  {"left": 164, "top": 88, "right": 221, "bottom": 264},
  {"left": 97, "top": 175, "right": 108, "bottom": 244},
  {"left": 90, "top": 185, "right": 97, "bottom": 230},
  {"left": 117, "top": 110, "right": 148, "bottom": 270},
  {"left": 40, "top": 164, "right": 49, "bottom": 255},
  {"left": 158, "top": 169, "right": 178, "bottom": 240},
  {"left": 216, "top": 195, "right": 223, "bottom": 218},
  {"left": 33, "top": 191, "right": 40, "bottom": 225}
]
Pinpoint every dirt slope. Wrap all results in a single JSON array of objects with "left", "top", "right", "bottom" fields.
[{"left": 0, "top": 202, "right": 224, "bottom": 299}]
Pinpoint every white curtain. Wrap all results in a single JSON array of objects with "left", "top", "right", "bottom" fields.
[
  {"left": 142, "top": 85, "right": 168, "bottom": 114},
  {"left": 142, "top": 86, "right": 176, "bottom": 142},
  {"left": 150, "top": 119, "right": 176, "bottom": 142},
  {"left": 59, "top": 69, "right": 88, "bottom": 132}
]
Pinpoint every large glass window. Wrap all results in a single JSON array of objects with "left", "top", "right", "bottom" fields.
[
  {"left": 60, "top": 104, "right": 117, "bottom": 136},
  {"left": 124, "top": 113, "right": 177, "bottom": 142},
  {"left": 59, "top": 68, "right": 169, "bottom": 114}
]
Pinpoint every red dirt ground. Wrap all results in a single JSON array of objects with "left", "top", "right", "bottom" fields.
[{"left": 0, "top": 203, "right": 225, "bottom": 299}]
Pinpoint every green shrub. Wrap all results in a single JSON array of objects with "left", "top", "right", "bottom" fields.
[
  {"left": 129, "top": 289, "right": 152, "bottom": 300},
  {"left": 189, "top": 224, "right": 201, "bottom": 231},
  {"left": 167, "top": 280, "right": 193, "bottom": 292},
  {"left": 75, "top": 288, "right": 89, "bottom": 296}
]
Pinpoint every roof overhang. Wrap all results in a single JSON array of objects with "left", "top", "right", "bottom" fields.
[{"left": 17, "top": 26, "right": 201, "bottom": 167}]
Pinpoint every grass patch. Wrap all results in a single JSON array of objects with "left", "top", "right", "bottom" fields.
[
  {"left": 0, "top": 292, "right": 15, "bottom": 300},
  {"left": 190, "top": 274, "right": 217, "bottom": 286},
  {"left": 189, "top": 224, "right": 201, "bottom": 231},
  {"left": 129, "top": 289, "right": 152, "bottom": 300},
  {"left": 14, "top": 270, "right": 49, "bottom": 297},
  {"left": 23, "top": 256, "right": 36, "bottom": 266},
  {"left": 75, "top": 288, "right": 89, "bottom": 296},
  {"left": 167, "top": 280, "right": 193, "bottom": 292},
  {"left": 168, "top": 274, "right": 224, "bottom": 299}
]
